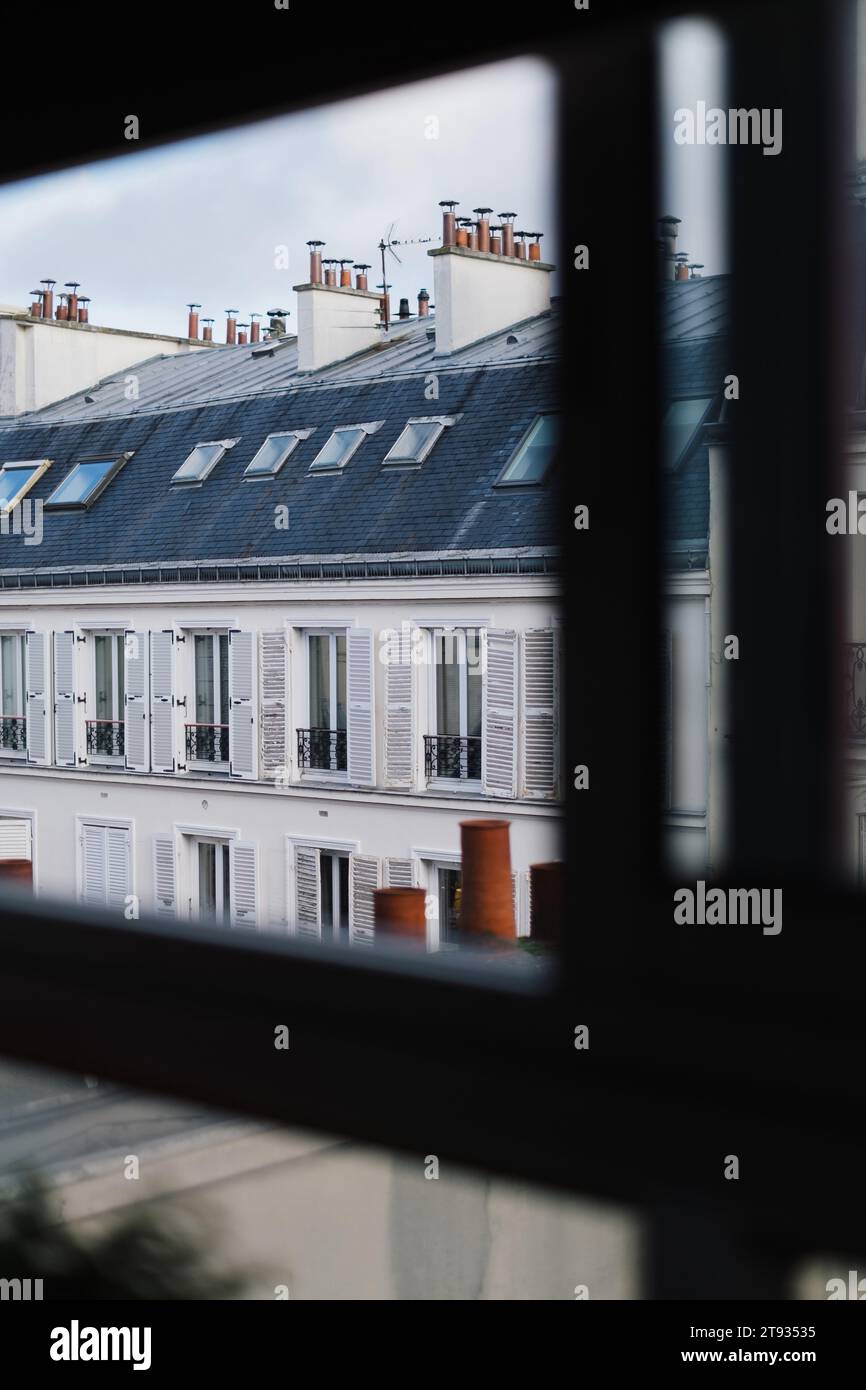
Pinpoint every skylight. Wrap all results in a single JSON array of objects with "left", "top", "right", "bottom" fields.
[
  {"left": 0, "top": 459, "right": 51, "bottom": 513},
  {"left": 243, "top": 430, "right": 312, "bottom": 478},
  {"left": 496, "top": 413, "right": 559, "bottom": 485},
  {"left": 172, "top": 438, "right": 238, "bottom": 485},
  {"left": 663, "top": 397, "right": 713, "bottom": 471},
  {"left": 308, "top": 424, "right": 381, "bottom": 473},
  {"left": 44, "top": 453, "right": 132, "bottom": 510},
  {"left": 382, "top": 418, "right": 448, "bottom": 467}
]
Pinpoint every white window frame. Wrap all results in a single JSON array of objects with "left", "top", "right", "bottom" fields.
[
  {"left": 243, "top": 429, "right": 313, "bottom": 479},
  {"left": 0, "top": 631, "right": 27, "bottom": 760},
  {"left": 308, "top": 421, "right": 383, "bottom": 474},
  {"left": 413, "top": 850, "right": 462, "bottom": 952},
  {"left": 188, "top": 630, "right": 231, "bottom": 773},
  {"left": 303, "top": 629, "right": 348, "bottom": 781},
  {"left": 88, "top": 630, "right": 126, "bottom": 766},
  {"left": 286, "top": 833, "right": 360, "bottom": 935},
  {"left": 424, "top": 626, "right": 483, "bottom": 790},
  {"left": 381, "top": 414, "right": 459, "bottom": 468},
  {"left": 171, "top": 438, "right": 238, "bottom": 486},
  {"left": 190, "top": 835, "right": 232, "bottom": 924},
  {"left": 0, "top": 459, "right": 51, "bottom": 513},
  {"left": 319, "top": 849, "right": 351, "bottom": 942},
  {"left": 0, "top": 805, "right": 36, "bottom": 889}
]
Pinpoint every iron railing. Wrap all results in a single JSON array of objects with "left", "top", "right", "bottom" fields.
[
  {"left": 185, "top": 722, "right": 229, "bottom": 763},
  {"left": 297, "top": 726, "right": 347, "bottom": 772},
  {"left": 0, "top": 715, "right": 26, "bottom": 752},
  {"left": 424, "top": 733, "right": 482, "bottom": 781},
  {"left": 86, "top": 718, "right": 125, "bottom": 758}
]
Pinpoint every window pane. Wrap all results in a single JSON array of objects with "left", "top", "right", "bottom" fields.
[
  {"left": 198, "top": 843, "right": 216, "bottom": 918},
  {"left": 309, "top": 636, "right": 330, "bottom": 728},
  {"left": 116, "top": 635, "right": 125, "bottom": 712},
  {"left": 439, "top": 867, "right": 462, "bottom": 942},
  {"left": 501, "top": 414, "right": 559, "bottom": 483},
  {"left": 244, "top": 434, "right": 298, "bottom": 476},
  {"left": 320, "top": 853, "right": 334, "bottom": 932},
  {"left": 195, "top": 636, "right": 215, "bottom": 724},
  {"left": 338, "top": 856, "right": 349, "bottom": 933},
  {"left": 335, "top": 635, "right": 347, "bottom": 731},
  {"left": 663, "top": 397, "right": 711, "bottom": 470},
  {"left": 309, "top": 428, "right": 364, "bottom": 471},
  {"left": 94, "top": 635, "right": 113, "bottom": 723},
  {"left": 47, "top": 458, "right": 114, "bottom": 506},
  {"left": 219, "top": 635, "right": 229, "bottom": 727},
  {"left": 0, "top": 465, "right": 38, "bottom": 506},
  {"left": 435, "top": 633, "right": 461, "bottom": 736},
  {"left": 173, "top": 443, "right": 224, "bottom": 483},
  {"left": 385, "top": 421, "right": 441, "bottom": 463},
  {"left": 466, "top": 630, "right": 483, "bottom": 739},
  {"left": 0, "top": 635, "right": 15, "bottom": 715}
]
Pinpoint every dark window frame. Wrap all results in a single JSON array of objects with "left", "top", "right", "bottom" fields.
[
  {"left": 43, "top": 451, "right": 133, "bottom": 511},
  {"left": 493, "top": 411, "right": 560, "bottom": 488}
]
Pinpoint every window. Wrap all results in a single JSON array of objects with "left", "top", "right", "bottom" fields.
[
  {"left": 308, "top": 423, "right": 382, "bottom": 473},
  {"left": 437, "top": 865, "right": 462, "bottom": 944},
  {"left": 88, "top": 634, "right": 125, "bottom": 762},
  {"left": 0, "top": 459, "right": 50, "bottom": 512},
  {"left": 319, "top": 852, "right": 350, "bottom": 940},
  {"left": 79, "top": 822, "right": 132, "bottom": 912},
  {"left": 194, "top": 839, "right": 231, "bottom": 924},
  {"left": 300, "top": 633, "right": 347, "bottom": 772},
  {"left": 243, "top": 431, "right": 311, "bottom": 478},
  {"left": 45, "top": 453, "right": 131, "bottom": 509},
  {"left": 425, "top": 628, "right": 483, "bottom": 782},
  {"left": 0, "top": 633, "right": 26, "bottom": 754},
  {"left": 496, "top": 413, "right": 559, "bottom": 485},
  {"left": 172, "top": 439, "right": 237, "bottom": 485},
  {"left": 187, "top": 635, "right": 230, "bottom": 765},
  {"left": 382, "top": 417, "right": 451, "bottom": 467},
  {"left": 662, "top": 397, "right": 712, "bottom": 471}
]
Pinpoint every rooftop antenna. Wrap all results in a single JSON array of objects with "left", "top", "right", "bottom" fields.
[{"left": 377, "top": 222, "right": 433, "bottom": 331}]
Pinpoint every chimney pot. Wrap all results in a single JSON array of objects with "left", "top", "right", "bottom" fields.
[
  {"left": 456, "top": 218, "right": 472, "bottom": 247},
  {"left": 77, "top": 295, "right": 90, "bottom": 324},
  {"left": 458, "top": 819, "right": 515, "bottom": 940},
  {"left": 528, "top": 862, "right": 564, "bottom": 943},
  {"left": 187, "top": 302, "right": 201, "bottom": 339},
  {"left": 373, "top": 887, "right": 427, "bottom": 942},
  {"left": 250, "top": 313, "right": 261, "bottom": 343},
  {"left": 29, "top": 290, "right": 43, "bottom": 318},
  {"left": 225, "top": 309, "right": 238, "bottom": 345},
  {"left": 202, "top": 317, "right": 214, "bottom": 342},
  {"left": 65, "top": 281, "right": 80, "bottom": 322},
  {"left": 417, "top": 287, "right": 430, "bottom": 317},
  {"left": 338, "top": 258, "right": 353, "bottom": 287},
  {"left": 398, "top": 296, "right": 411, "bottom": 319},
  {"left": 40, "top": 278, "right": 56, "bottom": 319},
  {"left": 473, "top": 206, "right": 492, "bottom": 253},
  {"left": 322, "top": 258, "right": 337, "bottom": 287},
  {"left": 489, "top": 225, "right": 502, "bottom": 255},
  {"left": 528, "top": 232, "right": 543, "bottom": 262},
  {"left": 354, "top": 262, "right": 370, "bottom": 291},
  {"left": 438, "top": 198, "right": 460, "bottom": 247},
  {"left": 514, "top": 230, "right": 528, "bottom": 260},
  {"left": 498, "top": 212, "right": 517, "bottom": 257},
  {"left": 307, "top": 239, "right": 325, "bottom": 284},
  {"left": 237, "top": 322, "right": 249, "bottom": 345},
  {"left": 56, "top": 294, "right": 68, "bottom": 321},
  {"left": 658, "top": 214, "right": 681, "bottom": 280}
]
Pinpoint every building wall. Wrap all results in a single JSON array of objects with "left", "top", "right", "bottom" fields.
[{"left": 663, "top": 580, "right": 710, "bottom": 877}]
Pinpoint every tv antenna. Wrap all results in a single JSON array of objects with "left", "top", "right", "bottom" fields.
[{"left": 377, "top": 222, "right": 433, "bottom": 330}]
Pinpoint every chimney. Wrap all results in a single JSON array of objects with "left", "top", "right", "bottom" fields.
[
  {"left": 225, "top": 309, "right": 238, "bottom": 345},
  {"left": 473, "top": 206, "right": 492, "bottom": 253},
  {"left": 65, "top": 281, "right": 80, "bottom": 322},
  {"left": 429, "top": 199, "right": 554, "bottom": 356},
  {"left": 377, "top": 282, "right": 391, "bottom": 329},
  {"left": 307, "top": 240, "right": 325, "bottom": 284},
  {"left": 456, "top": 218, "right": 472, "bottom": 247},
  {"left": 40, "top": 279, "right": 55, "bottom": 319},
  {"left": 468, "top": 221, "right": 479, "bottom": 251},
  {"left": 186, "top": 302, "right": 200, "bottom": 338},
  {"left": 250, "top": 313, "right": 262, "bottom": 343},
  {"left": 77, "top": 295, "right": 90, "bottom": 324},
  {"left": 528, "top": 862, "right": 563, "bottom": 943},
  {"left": 29, "top": 290, "right": 43, "bottom": 318},
  {"left": 688, "top": 263, "right": 704, "bottom": 280},
  {"left": 439, "top": 199, "right": 459, "bottom": 247},
  {"left": 202, "top": 317, "right": 214, "bottom": 342},
  {"left": 56, "top": 294, "right": 68, "bottom": 321},
  {"left": 237, "top": 322, "right": 249, "bottom": 345},
  {"left": 514, "top": 230, "right": 528, "bottom": 259},
  {"left": 322, "top": 258, "right": 337, "bottom": 287},
  {"left": 266, "top": 308, "right": 289, "bottom": 336},
  {"left": 658, "top": 215, "right": 681, "bottom": 281},
  {"left": 398, "top": 296, "right": 411, "bottom": 319},
  {"left": 674, "top": 253, "right": 690, "bottom": 282},
  {"left": 499, "top": 212, "right": 517, "bottom": 257},
  {"left": 417, "top": 287, "right": 430, "bottom": 316},
  {"left": 458, "top": 820, "right": 515, "bottom": 940},
  {"left": 354, "top": 262, "right": 370, "bottom": 291},
  {"left": 528, "top": 232, "right": 543, "bottom": 261},
  {"left": 489, "top": 224, "right": 502, "bottom": 255},
  {"left": 338, "top": 259, "right": 353, "bottom": 288},
  {"left": 293, "top": 235, "right": 382, "bottom": 371},
  {"left": 373, "top": 887, "right": 427, "bottom": 943}
]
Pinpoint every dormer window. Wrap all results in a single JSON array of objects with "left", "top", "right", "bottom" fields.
[
  {"left": 0, "top": 459, "right": 51, "bottom": 513},
  {"left": 663, "top": 397, "right": 713, "bottom": 471},
  {"left": 382, "top": 415, "right": 459, "bottom": 468},
  {"left": 308, "top": 422, "right": 383, "bottom": 474},
  {"left": 172, "top": 439, "right": 238, "bottom": 485},
  {"left": 243, "top": 430, "right": 313, "bottom": 479},
  {"left": 495, "top": 414, "right": 559, "bottom": 486},
  {"left": 44, "top": 452, "right": 132, "bottom": 510}
]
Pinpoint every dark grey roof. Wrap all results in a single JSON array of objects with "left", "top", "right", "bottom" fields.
[{"left": 660, "top": 274, "right": 729, "bottom": 342}]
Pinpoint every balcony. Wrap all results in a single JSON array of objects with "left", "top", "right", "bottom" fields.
[
  {"left": 297, "top": 727, "right": 347, "bottom": 773},
  {"left": 185, "top": 722, "right": 229, "bottom": 763},
  {"left": 424, "top": 734, "right": 482, "bottom": 782},
  {"left": 845, "top": 643, "right": 866, "bottom": 737},
  {"left": 0, "top": 715, "right": 26, "bottom": 753},
  {"left": 86, "top": 719, "right": 125, "bottom": 758}
]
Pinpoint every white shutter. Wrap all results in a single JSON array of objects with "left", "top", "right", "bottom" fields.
[
  {"left": 150, "top": 631, "right": 175, "bottom": 773},
  {"left": 53, "top": 630, "right": 77, "bottom": 767},
  {"left": 349, "top": 853, "right": 381, "bottom": 947},
  {"left": 0, "top": 817, "right": 31, "bottom": 860},
  {"left": 124, "top": 631, "right": 150, "bottom": 772},
  {"left": 522, "top": 628, "right": 559, "bottom": 798},
  {"left": 230, "top": 840, "right": 258, "bottom": 928},
  {"left": 512, "top": 870, "right": 519, "bottom": 935},
  {"left": 384, "top": 651, "right": 414, "bottom": 787},
  {"left": 106, "top": 826, "right": 131, "bottom": 910},
  {"left": 80, "top": 823, "right": 107, "bottom": 906},
  {"left": 347, "top": 628, "right": 375, "bottom": 786},
  {"left": 260, "top": 630, "right": 288, "bottom": 780},
  {"left": 519, "top": 868, "right": 531, "bottom": 939},
  {"left": 25, "top": 632, "right": 48, "bottom": 765},
  {"left": 293, "top": 844, "right": 321, "bottom": 939},
  {"left": 384, "top": 856, "right": 418, "bottom": 888},
  {"left": 153, "top": 833, "right": 177, "bottom": 918},
  {"left": 482, "top": 629, "right": 518, "bottom": 798},
  {"left": 229, "top": 630, "right": 257, "bottom": 779},
  {"left": 660, "top": 630, "right": 673, "bottom": 811}
]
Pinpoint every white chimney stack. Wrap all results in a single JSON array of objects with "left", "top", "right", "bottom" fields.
[
  {"left": 428, "top": 241, "right": 554, "bottom": 356},
  {"left": 292, "top": 272, "right": 382, "bottom": 373}
]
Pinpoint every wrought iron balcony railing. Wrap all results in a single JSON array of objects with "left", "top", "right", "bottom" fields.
[
  {"left": 86, "top": 719, "right": 125, "bottom": 758},
  {"left": 185, "top": 722, "right": 229, "bottom": 763},
  {"left": 424, "top": 733, "right": 482, "bottom": 781},
  {"left": 297, "top": 726, "right": 347, "bottom": 772},
  {"left": 0, "top": 715, "right": 26, "bottom": 753},
  {"left": 845, "top": 643, "right": 866, "bottom": 737}
]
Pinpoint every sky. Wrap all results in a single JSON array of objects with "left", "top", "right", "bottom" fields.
[{"left": 0, "top": 58, "right": 557, "bottom": 340}]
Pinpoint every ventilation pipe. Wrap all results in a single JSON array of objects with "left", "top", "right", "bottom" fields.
[
  {"left": 65, "top": 282, "right": 80, "bottom": 322},
  {"left": 225, "top": 309, "right": 238, "bottom": 344},
  {"left": 473, "top": 207, "right": 492, "bottom": 253},
  {"left": 250, "top": 313, "right": 262, "bottom": 343},
  {"left": 354, "top": 262, "right": 370, "bottom": 291},
  {"left": 201, "top": 317, "right": 214, "bottom": 342},
  {"left": 417, "top": 288, "right": 430, "bottom": 316},
  {"left": 187, "top": 302, "right": 201, "bottom": 338},
  {"left": 499, "top": 212, "right": 517, "bottom": 257},
  {"left": 29, "top": 290, "right": 43, "bottom": 318},
  {"left": 40, "top": 278, "right": 55, "bottom": 319},
  {"left": 439, "top": 199, "right": 459, "bottom": 247},
  {"left": 77, "top": 295, "right": 90, "bottom": 324},
  {"left": 307, "top": 239, "right": 325, "bottom": 284}
]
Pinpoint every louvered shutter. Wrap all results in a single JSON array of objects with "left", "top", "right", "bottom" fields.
[
  {"left": 80, "top": 823, "right": 107, "bottom": 906},
  {"left": 230, "top": 840, "right": 258, "bottom": 927},
  {"left": 229, "top": 630, "right": 257, "bottom": 779},
  {"left": 0, "top": 818, "right": 31, "bottom": 860},
  {"left": 260, "top": 631, "right": 288, "bottom": 780},
  {"left": 124, "top": 631, "right": 150, "bottom": 772},
  {"left": 349, "top": 853, "right": 381, "bottom": 946},
  {"left": 53, "top": 630, "right": 77, "bottom": 767},
  {"left": 482, "top": 629, "right": 518, "bottom": 797},
  {"left": 522, "top": 628, "right": 559, "bottom": 798},
  {"left": 384, "top": 651, "right": 414, "bottom": 787},
  {"left": 660, "top": 630, "right": 673, "bottom": 811},
  {"left": 384, "top": 856, "right": 418, "bottom": 887},
  {"left": 149, "top": 631, "right": 175, "bottom": 772},
  {"left": 293, "top": 844, "right": 321, "bottom": 939},
  {"left": 25, "top": 632, "right": 48, "bottom": 765},
  {"left": 347, "top": 628, "right": 375, "bottom": 785},
  {"left": 81, "top": 823, "right": 131, "bottom": 910},
  {"left": 153, "top": 834, "right": 177, "bottom": 918},
  {"left": 106, "top": 826, "right": 131, "bottom": 910}
]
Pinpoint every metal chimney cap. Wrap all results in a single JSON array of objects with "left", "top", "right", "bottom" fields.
[
  {"left": 250, "top": 312, "right": 262, "bottom": 319},
  {"left": 78, "top": 295, "right": 91, "bottom": 303},
  {"left": 659, "top": 214, "right": 682, "bottom": 224},
  {"left": 266, "top": 307, "right": 289, "bottom": 316},
  {"left": 498, "top": 211, "right": 517, "bottom": 221},
  {"left": 473, "top": 206, "right": 493, "bottom": 215},
  {"left": 187, "top": 301, "right": 201, "bottom": 309},
  {"left": 306, "top": 239, "right": 326, "bottom": 248},
  {"left": 65, "top": 281, "right": 81, "bottom": 290},
  {"left": 40, "top": 278, "right": 56, "bottom": 287},
  {"left": 225, "top": 308, "right": 238, "bottom": 315},
  {"left": 353, "top": 262, "right": 371, "bottom": 270},
  {"left": 418, "top": 288, "right": 430, "bottom": 298},
  {"left": 438, "top": 199, "right": 460, "bottom": 209},
  {"left": 337, "top": 258, "right": 354, "bottom": 266}
]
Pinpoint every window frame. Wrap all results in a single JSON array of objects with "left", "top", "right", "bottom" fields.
[
  {"left": 381, "top": 415, "right": 457, "bottom": 468},
  {"left": 307, "top": 422, "right": 383, "bottom": 474},
  {"left": 171, "top": 439, "right": 238, "bottom": 487},
  {"left": 0, "top": 459, "right": 51, "bottom": 513},
  {"left": 243, "top": 429, "right": 313, "bottom": 479},
  {"left": 188, "top": 632, "right": 230, "bottom": 771},
  {"left": 303, "top": 629, "right": 348, "bottom": 780},
  {"left": 88, "top": 631, "right": 126, "bottom": 766},
  {"left": 44, "top": 451, "right": 133, "bottom": 511},
  {"left": 662, "top": 393, "right": 714, "bottom": 472},
  {"left": 0, "top": 631, "right": 27, "bottom": 759},
  {"left": 426, "top": 626, "right": 483, "bottom": 789},
  {"left": 493, "top": 412, "right": 559, "bottom": 488}
]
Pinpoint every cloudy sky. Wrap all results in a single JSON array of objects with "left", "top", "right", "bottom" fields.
[{"left": 0, "top": 59, "right": 557, "bottom": 339}]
